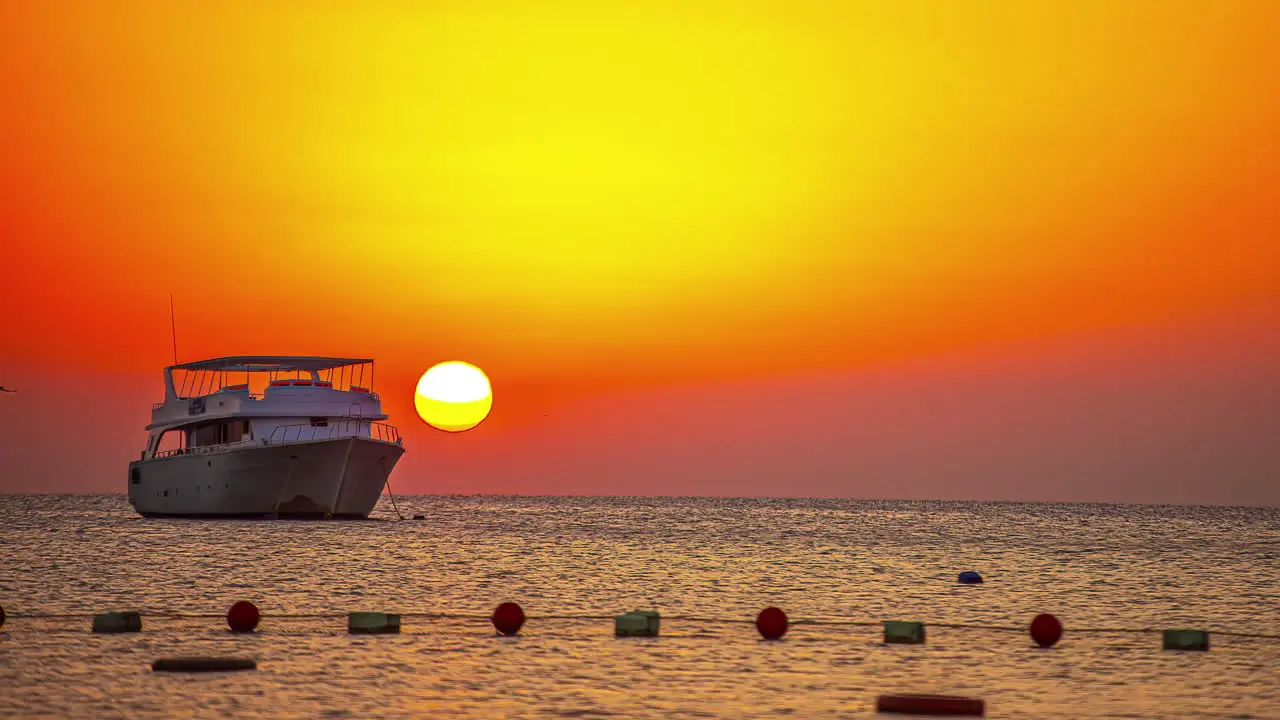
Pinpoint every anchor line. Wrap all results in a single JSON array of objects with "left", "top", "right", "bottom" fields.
[{"left": 379, "top": 457, "right": 405, "bottom": 521}]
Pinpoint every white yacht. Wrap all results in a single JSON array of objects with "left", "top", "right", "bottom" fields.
[{"left": 128, "top": 356, "right": 406, "bottom": 519}]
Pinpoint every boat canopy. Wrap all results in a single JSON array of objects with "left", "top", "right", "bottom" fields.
[
  {"left": 168, "top": 356, "right": 373, "bottom": 373},
  {"left": 160, "top": 356, "right": 379, "bottom": 402}
]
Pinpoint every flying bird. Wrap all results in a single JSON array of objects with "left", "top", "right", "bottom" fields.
[{"left": 0, "top": 386, "right": 18, "bottom": 393}]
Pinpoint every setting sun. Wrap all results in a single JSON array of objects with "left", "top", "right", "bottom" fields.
[{"left": 414, "top": 361, "right": 493, "bottom": 433}]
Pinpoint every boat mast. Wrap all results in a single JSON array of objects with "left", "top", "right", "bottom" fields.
[{"left": 169, "top": 293, "right": 179, "bottom": 366}]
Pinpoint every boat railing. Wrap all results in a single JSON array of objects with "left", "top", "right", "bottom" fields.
[
  {"left": 266, "top": 420, "right": 402, "bottom": 446},
  {"left": 152, "top": 440, "right": 255, "bottom": 459},
  {"left": 153, "top": 389, "right": 373, "bottom": 410}
]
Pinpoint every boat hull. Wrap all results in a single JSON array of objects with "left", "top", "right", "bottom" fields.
[{"left": 127, "top": 438, "right": 405, "bottom": 518}]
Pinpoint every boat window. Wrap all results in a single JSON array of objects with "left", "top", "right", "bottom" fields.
[
  {"left": 155, "top": 429, "right": 184, "bottom": 456},
  {"left": 228, "top": 421, "right": 249, "bottom": 443},
  {"left": 191, "top": 423, "right": 220, "bottom": 447},
  {"left": 177, "top": 420, "right": 253, "bottom": 447}
]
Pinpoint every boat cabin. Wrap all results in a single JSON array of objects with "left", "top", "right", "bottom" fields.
[{"left": 141, "top": 356, "right": 400, "bottom": 460}]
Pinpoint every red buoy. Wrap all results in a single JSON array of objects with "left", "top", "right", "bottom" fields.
[
  {"left": 226, "top": 601, "right": 260, "bottom": 633},
  {"left": 876, "top": 694, "right": 985, "bottom": 716},
  {"left": 1030, "top": 613, "right": 1062, "bottom": 648},
  {"left": 756, "top": 606, "right": 788, "bottom": 640},
  {"left": 491, "top": 602, "right": 525, "bottom": 636}
]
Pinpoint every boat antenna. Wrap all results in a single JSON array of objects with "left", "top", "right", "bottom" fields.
[{"left": 169, "top": 293, "right": 179, "bottom": 366}]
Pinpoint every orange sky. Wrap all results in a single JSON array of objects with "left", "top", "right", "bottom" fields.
[{"left": 1, "top": 1, "right": 1277, "bottom": 503}]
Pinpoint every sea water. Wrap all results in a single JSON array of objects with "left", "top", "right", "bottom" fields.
[{"left": 0, "top": 495, "right": 1276, "bottom": 719}]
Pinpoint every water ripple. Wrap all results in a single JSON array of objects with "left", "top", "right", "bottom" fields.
[{"left": 0, "top": 495, "right": 1276, "bottom": 719}]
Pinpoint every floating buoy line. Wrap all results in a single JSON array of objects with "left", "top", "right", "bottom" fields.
[
  {"left": 5, "top": 600, "right": 1275, "bottom": 716},
  {"left": 2, "top": 602, "right": 1276, "bottom": 643}
]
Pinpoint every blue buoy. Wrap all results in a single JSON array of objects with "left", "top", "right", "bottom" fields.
[{"left": 957, "top": 571, "right": 984, "bottom": 584}]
